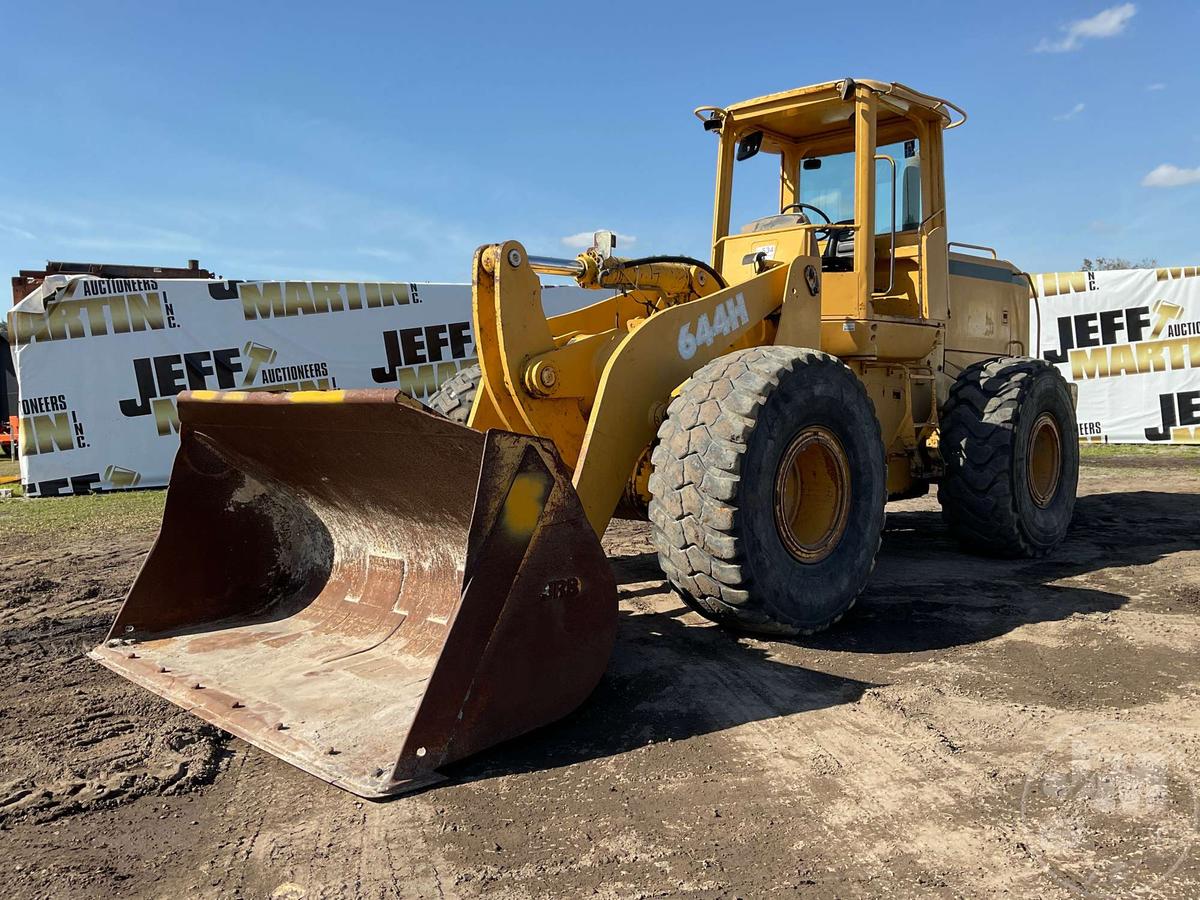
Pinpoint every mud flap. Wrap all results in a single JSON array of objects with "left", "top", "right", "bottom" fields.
[{"left": 89, "top": 389, "right": 617, "bottom": 798}]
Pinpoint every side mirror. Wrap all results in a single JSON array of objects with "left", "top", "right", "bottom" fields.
[
  {"left": 591, "top": 230, "right": 616, "bottom": 260},
  {"left": 735, "top": 131, "right": 763, "bottom": 161},
  {"left": 802, "top": 158, "right": 822, "bottom": 170}
]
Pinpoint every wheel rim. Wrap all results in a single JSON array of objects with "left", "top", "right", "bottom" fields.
[
  {"left": 773, "top": 426, "right": 851, "bottom": 563},
  {"left": 1027, "top": 412, "right": 1062, "bottom": 508}
]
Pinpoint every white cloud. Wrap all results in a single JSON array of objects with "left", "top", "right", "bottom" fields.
[
  {"left": 221, "top": 260, "right": 389, "bottom": 281},
  {"left": 1035, "top": 3, "right": 1136, "bottom": 52},
  {"left": 61, "top": 227, "right": 207, "bottom": 255},
  {"left": 1146, "top": 82, "right": 1167, "bottom": 91},
  {"left": 0, "top": 205, "right": 92, "bottom": 232},
  {"left": 356, "top": 247, "right": 410, "bottom": 264},
  {"left": 1054, "top": 102, "right": 1086, "bottom": 121},
  {"left": 1142, "top": 164, "right": 1200, "bottom": 188},
  {"left": 560, "top": 231, "right": 637, "bottom": 251},
  {"left": 0, "top": 222, "right": 36, "bottom": 240},
  {"left": 804, "top": 190, "right": 845, "bottom": 210}
]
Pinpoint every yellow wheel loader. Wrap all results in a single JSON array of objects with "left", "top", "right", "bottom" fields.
[{"left": 91, "top": 78, "right": 1079, "bottom": 797}]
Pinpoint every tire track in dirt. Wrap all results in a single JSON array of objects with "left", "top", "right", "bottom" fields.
[
  {"left": 2, "top": 460, "right": 1198, "bottom": 897},
  {"left": 0, "top": 535, "right": 231, "bottom": 829},
  {"left": 613, "top": 595, "right": 1066, "bottom": 897}
]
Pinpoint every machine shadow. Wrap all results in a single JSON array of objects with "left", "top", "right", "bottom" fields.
[
  {"left": 442, "top": 602, "right": 876, "bottom": 788},
  {"left": 443, "top": 490, "right": 1194, "bottom": 789},
  {"left": 808, "top": 490, "right": 1198, "bottom": 654}
]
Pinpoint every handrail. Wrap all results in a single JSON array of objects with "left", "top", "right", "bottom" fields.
[
  {"left": 917, "top": 209, "right": 947, "bottom": 319},
  {"left": 874, "top": 154, "right": 896, "bottom": 296},
  {"left": 936, "top": 98, "right": 968, "bottom": 130},
  {"left": 880, "top": 84, "right": 968, "bottom": 130},
  {"left": 1022, "top": 272, "right": 1042, "bottom": 356},
  {"left": 948, "top": 241, "right": 998, "bottom": 259},
  {"left": 917, "top": 208, "right": 946, "bottom": 235},
  {"left": 713, "top": 221, "right": 859, "bottom": 249}
]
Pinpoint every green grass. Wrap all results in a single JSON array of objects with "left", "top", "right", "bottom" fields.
[
  {"left": 0, "top": 456, "right": 168, "bottom": 539},
  {"left": 1079, "top": 443, "right": 1198, "bottom": 459},
  {"left": 0, "top": 442, "right": 1193, "bottom": 543},
  {"left": 0, "top": 484, "right": 166, "bottom": 539}
]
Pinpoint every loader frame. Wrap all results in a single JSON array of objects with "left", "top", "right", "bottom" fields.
[
  {"left": 465, "top": 79, "right": 1030, "bottom": 530},
  {"left": 89, "top": 78, "right": 1043, "bottom": 800}
]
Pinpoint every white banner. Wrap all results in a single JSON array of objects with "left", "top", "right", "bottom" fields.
[
  {"left": 9, "top": 276, "right": 593, "bottom": 495},
  {"left": 11, "top": 266, "right": 1197, "bottom": 496},
  {"left": 1033, "top": 267, "right": 1200, "bottom": 444}
]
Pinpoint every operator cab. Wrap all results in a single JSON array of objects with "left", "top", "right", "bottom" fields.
[{"left": 699, "top": 78, "right": 964, "bottom": 324}]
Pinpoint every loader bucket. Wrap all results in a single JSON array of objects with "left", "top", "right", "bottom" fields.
[{"left": 89, "top": 389, "right": 617, "bottom": 798}]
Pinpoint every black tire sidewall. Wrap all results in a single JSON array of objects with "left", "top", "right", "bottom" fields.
[{"left": 738, "top": 363, "right": 886, "bottom": 629}]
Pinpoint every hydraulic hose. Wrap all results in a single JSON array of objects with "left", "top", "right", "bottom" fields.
[{"left": 607, "top": 255, "right": 729, "bottom": 290}]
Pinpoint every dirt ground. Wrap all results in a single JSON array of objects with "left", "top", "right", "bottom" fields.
[{"left": 1, "top": 448, "right": 1197, "bottom": 899}]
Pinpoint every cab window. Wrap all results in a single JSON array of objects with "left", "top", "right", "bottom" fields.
[
  {"left": 798, "top": 139, "right": 922, "bottom": 233},
  {"left": 729, "top": 145, "right": 785, "bottom": 231}
]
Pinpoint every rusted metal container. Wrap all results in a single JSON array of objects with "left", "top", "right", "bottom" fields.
[
  {"left": 11, "top": 259, "right": 214, "bottom": 305},
  {"left": 90, "top": 389, "right": 617, "bottom": 797}
]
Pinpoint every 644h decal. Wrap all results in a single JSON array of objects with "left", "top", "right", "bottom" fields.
[{"left": 677, "top": 293, "right": 750, "bottom": 360}]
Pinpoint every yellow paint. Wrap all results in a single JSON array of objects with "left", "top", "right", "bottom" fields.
[
  {"left": 286, "top": 390, "right": 347, "bottom": 404},
  {"left": 188, "top": 390, "right": 246, "bottom": 402},
  {"left": 188, "top": 388, "right": 346, "bottom": 404},
  {"left": 501, "top": 472, "right": 549, "bottom": 536},
  {"left": 457, "top": 79, "right": 1023, "bottom": 535}
]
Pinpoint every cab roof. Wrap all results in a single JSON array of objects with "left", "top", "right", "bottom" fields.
[{"left": 708, "top": 79, "right": 966, "bottom": 144}]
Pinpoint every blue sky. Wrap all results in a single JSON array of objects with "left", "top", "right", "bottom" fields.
[{"left": 2, "top": 2, "right": 1197, "bottom": 284}]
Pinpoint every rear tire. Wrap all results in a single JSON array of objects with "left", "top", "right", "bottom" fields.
[
  {"left": 938, "top": 356, "right": 1078, "bottom": 557},
  {"left": 426, "top": 364, "right": 481, "bottom": 423},
  {"left": 648, "top": 347, "right": 886, "bottom": 636}
]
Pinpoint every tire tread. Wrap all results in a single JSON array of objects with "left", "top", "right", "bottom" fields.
[
  {"left": 649, "top": 346, "right": 881, "bottom": 636},
  {"left": 939, "top": 356, "right": 1073, "bottom": 557}
]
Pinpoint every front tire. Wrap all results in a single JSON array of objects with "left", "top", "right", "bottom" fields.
[
  {"left": 426, "top": 364, "right": 481, "bottom": 424},
  {"left": 648, "top": 347, "right": 886, "bottom": 635},
  {"left": 938, "top": 356, "right": 1079, "bottom": 557}
]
